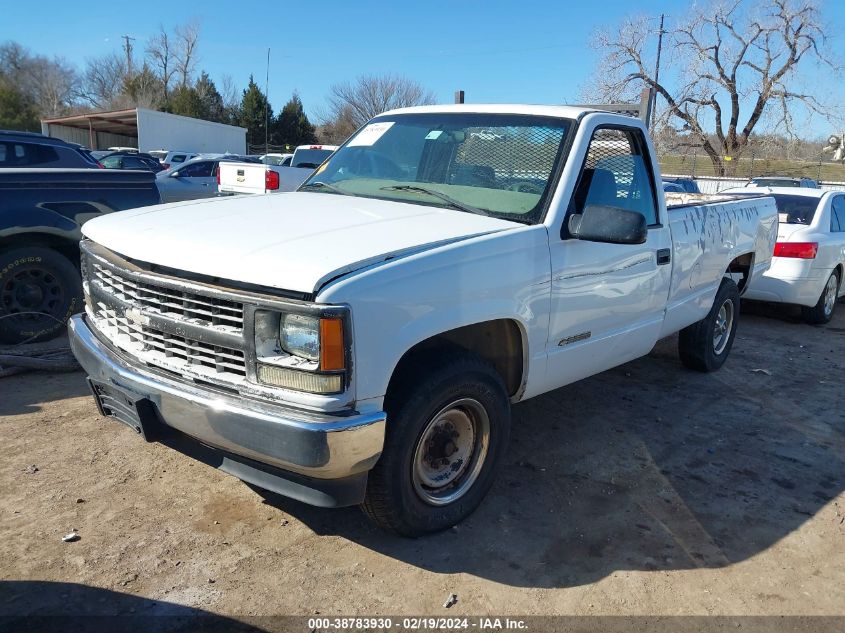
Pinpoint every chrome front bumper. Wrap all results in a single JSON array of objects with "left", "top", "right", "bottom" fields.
[{"left": 68, "top": 314, "right": 386, "bottom": 506}]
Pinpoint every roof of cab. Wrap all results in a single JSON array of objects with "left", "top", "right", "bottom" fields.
[{"left": 378, "top": 103, "right": 620, "bottom": 120}]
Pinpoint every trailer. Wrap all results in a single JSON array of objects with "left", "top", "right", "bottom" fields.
[{"left": 41, "top": 108, "right": 246, "bottom": 155}]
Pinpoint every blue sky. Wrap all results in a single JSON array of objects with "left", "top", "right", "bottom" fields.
[{"left": 3, "top": 0, "right": 844, "bottom": 136}]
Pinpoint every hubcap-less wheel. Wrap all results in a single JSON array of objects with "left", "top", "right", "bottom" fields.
[
  {"left": 823, "top": 274, "right": 838, "bottom": 317},
  {"left": 712, "top": 298, "right": 734, "bottom": 355},
  {"left": 1, "top": 267, "right": 64, "bottom": 323},
  {"left": 412, "top": 398, "right": 490, "bottom": 507}
]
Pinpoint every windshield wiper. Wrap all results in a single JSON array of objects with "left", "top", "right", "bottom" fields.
[
  {"left": 380, "top": 185, "right": 492, "bottom": 217},
  {"left": 300, "top": 181, "right": 354, "bottom": 196}
]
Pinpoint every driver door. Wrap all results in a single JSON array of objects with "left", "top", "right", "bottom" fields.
[{"left": 543, "top": 124, "right": 672, "bottom": 391}]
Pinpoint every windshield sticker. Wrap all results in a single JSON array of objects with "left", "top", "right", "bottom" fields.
[
  {"left": 425, "top": 130, "right": 443, "bottom": 140},
  {"left": 347, "top": 122, "right": 394, "bottom": 147}
]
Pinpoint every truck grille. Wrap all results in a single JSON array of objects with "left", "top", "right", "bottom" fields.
[
  {"left": 82, "top": 244, "right": 250, "bottom": 385},
  {"left": 89, "top": 301, "right": 246, "bottom": 378},
  {"left": 90, "top": 261, "right": 244, "bottom": 333}
]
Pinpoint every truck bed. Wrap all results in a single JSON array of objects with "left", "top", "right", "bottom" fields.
[
  {"left": 659, "top": 193, "right": 779, "bottom": 338},
  {"left": 217, "top": 161, "right": 313, "bottom": 195}
]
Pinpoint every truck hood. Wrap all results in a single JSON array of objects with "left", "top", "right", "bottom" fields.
[{"left": 81, "top": 192, "right": 517, "bottom": 294}]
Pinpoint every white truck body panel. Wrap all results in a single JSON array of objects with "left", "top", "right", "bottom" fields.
[{"left": 217, "top": 161, "right": 313, "bottom": 194}]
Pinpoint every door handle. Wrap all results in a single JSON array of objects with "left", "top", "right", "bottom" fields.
[{"left": 657, "top": 248, "right": 671, "bottom": 265}]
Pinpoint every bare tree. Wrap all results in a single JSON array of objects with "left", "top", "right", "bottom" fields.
[
  {"left": 0, "top": 42, "right": 80, "bottom": 117},
  {"left": 325, "top": 74, "right": 436, "bottom": 129},
  {"left": 81, "top": 52, "right": 128, "bottom": 108},
  {"left": 146, "top": 26, "right": 176, "bottom": 99},
  {"left": 589, "top": 0, "right": 838, "bottom": 175},
  {"left": 174, "top": 20, "right": 200, "bottom": 88}
]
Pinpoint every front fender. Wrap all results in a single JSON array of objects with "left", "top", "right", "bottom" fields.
[{"left": 318, "top": 225, "right": 552, "bottom": 402}]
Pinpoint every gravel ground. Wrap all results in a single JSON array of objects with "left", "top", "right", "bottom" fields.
[{"left": 1, "top": 300, "right": 843, "bottom": 625}]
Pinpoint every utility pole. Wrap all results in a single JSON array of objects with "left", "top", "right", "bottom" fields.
[
  {"left": 265, "top": 48, "right": 270, "bottom": 155},
  {"left": 650, "top": 14, "right": 665, "bottom": 130},
  {"left": 121, "top": 35, "right": 136, "bottom": 78}
]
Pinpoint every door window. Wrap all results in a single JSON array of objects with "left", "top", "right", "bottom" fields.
[
  {"left": 179, "top": 161, "right": 213, "bottom": 178},
  {"left": 832, "top": 196, "right": 845, "bottom": 232},
  {"left": 567, "top": 127, "right": 659, "bottom": 228}
]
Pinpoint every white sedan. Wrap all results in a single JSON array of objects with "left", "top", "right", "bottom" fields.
[{"left": 724, "top": 187, "right": 845, "bottom": 323}]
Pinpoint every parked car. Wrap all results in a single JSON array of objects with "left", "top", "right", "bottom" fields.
[
  {"left": 662, "top": 181, "right": 685, "bottom": 193},
  {"left": 156, "top": 155, "right": 259, "bottom": 203},
  {"left": 92, "top": 151, "right": 165, "bottom": 173},
  {"left": 152, "top": 150, "right": 199, "bottom": 170},
  {"left": 0, "top": 130, "right": 101, "bottom": 169},
  {"left": 661, "top": 176, "right": 700, "bottom": 193},
  {"left": 0, "top": 168, "right": 160, "bottom": 343},
  {"left": 724, "top": 187, "right": 844, "bottom": 323},
  {"left": 261, "top": 153, "right": 293, "bottom": 167},
  {"left": 69, "top": 104, "right": 778, "bottom": 536},
  {"left": 748, "top": 176, "right": 819, "bottom": 188}
]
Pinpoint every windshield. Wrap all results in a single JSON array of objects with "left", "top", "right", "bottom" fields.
[
  {"left": 300, "top": 113, "right": 572, "bottom": 224},
  {"left": 751, "top": 178, "right": 798, "bottom": 187},
  {"left": 772, "top": 194, "right": 820, "bottom": 224}
]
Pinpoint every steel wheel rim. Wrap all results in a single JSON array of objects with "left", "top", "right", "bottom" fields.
[
  {"left": 823, "top": 275, "right": 838, "bottom": 317},
  {"left": 712, "top": 298, "right": 734, "bottom": 355},
  {"left": 1, "top": 266, "right": 64, "bottom": 324},
  {"left": 412, "top": 398, "right": 490, "bottom": 507}
]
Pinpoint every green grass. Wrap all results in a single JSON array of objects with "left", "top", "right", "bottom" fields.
[{"left": 658, "top": 154, "right": 845, "bottom": 182}]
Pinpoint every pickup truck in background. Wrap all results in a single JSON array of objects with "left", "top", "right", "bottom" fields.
[
  {"left": 69, "top": 105, "right": 777, "bottom": 536},
  {"left": 0, "top": 168, "right": 160, "bottom": 343},
  {"left": 218, "top": 144, "right": 338, "bottom": 195}
]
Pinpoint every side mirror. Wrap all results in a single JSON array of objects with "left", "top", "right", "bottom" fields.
[
  {"left": 568, "top": 204, "right": 647, "bottom": 245},
  {"left": 170, "top": 171, "right": 180, "bottom": 178}
]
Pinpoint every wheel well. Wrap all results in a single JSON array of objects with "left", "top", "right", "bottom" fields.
[
  {"left": 387, "top": 319, "right": 525, "bottom": 400},
  {"left": 0, "top": 233, "right": 80, "bottom": 270},
  {"left": 727, "top": 252, "right": 754, "bottom": 294}
]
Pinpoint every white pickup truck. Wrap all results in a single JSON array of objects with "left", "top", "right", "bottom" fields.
[
  {"left": 69, "top": 105, "right": 778, "bottom": 536},
  {"left": 217, "top": 144, "right": 338, "bottom": 195}
]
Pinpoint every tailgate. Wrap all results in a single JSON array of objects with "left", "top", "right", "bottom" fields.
[{"left": 218, "top": 162, "right": 268, "bottom": 195}]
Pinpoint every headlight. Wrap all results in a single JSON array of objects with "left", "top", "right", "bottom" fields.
[
  {"left": 254, "top": 310, "right": 347, "bottom": 394},
  {"left": 279, "top": 314, "right": 320, "bottom": 361}
]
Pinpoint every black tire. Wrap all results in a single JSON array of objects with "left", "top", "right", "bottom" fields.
[
  {"left": 802, "top": 270, "right": 840, "bottom": 325},
  {"left": 678, "top": 277, "right": 740, "bottom": 372},
  {"left": 362, "top": 352, "right": 511, "bottom": 536},
  {"left": 0, "top": 247, "right": 82, "bottom": 344}
]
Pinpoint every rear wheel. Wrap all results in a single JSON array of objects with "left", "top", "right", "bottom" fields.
[
  {"left": 678, "top": 278, "right": 740, "bottom": 372},
  {"left": 802, "top": 270, "right": 840, "bottom": 324},
  {"left": 362, "top": 353, "right": 510, "bottom": 536},
  {"left": 0, "top": 247, "right": 82, "bottom": 344}
]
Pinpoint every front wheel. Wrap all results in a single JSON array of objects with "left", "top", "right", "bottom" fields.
[
  {"left": 802, "top": 270, "right": 840, "bottom": 324},
  {"left": 678, "top": 277, "right": 740, "bottom": 372},
  {"left": 362, "top": 353, "right": 511, "bottom": 536}
]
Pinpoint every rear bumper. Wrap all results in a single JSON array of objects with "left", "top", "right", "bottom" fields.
[
  {"left": 743, "top": 269, "right": 829, "bottom": 307},
  {"left": 68, "top": 314, "right": 386, "bottom": 506}
]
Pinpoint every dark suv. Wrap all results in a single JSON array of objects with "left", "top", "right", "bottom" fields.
[{"left": 0, "top": 130, "right": 100, "bottom": 169}]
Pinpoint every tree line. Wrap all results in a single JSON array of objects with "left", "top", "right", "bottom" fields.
[{"left": 0, "top": 22, "right": 436, "bottom": 150}]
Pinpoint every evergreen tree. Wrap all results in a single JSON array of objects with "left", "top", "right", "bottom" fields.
[
  {"left": 0, "top": 77, "right": 40, "bottom": 131},
  {"left": 273, "top": 92, "right": 317, "bottom": 148},
  {"left": 195, "top": 72, "right": 224, "bottom": 122},
  {"left": 167, "top": 84, "right": 204, "bottom": 118},
  {"left": 239, "top": 75, "right": 272, "bottom": 149}
]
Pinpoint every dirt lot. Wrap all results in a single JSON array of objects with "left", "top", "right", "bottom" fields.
[{"left": 1, "top": 300, "right": 844, "bottom": 624}]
